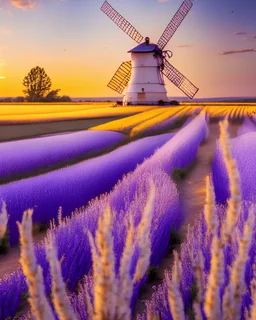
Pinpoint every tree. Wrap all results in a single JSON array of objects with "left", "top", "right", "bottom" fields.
[
  {"left": 13, "top": 96, "right": 25, "bottom": 102},
  {"left": 58, "top": 95, "right": 72, "bottom": 102},
  {"left": 44, "top": 89, "right": 61, "bottom": 102},
  {"left": 23, "top": 66, "right": 53, "bottom": 102},
  {"left": 22, "top": 66, "right": 72, "bottom": 102}
]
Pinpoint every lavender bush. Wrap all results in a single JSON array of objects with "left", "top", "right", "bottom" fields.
[
  {"left": 137, "top": 201, "right": 256, "bottom": 320},
  {"left": 0, "top": 114, "right": 208, "bottom": 319},
  {"left": 237, "top": 117, "right": 256, "bottom": 136},
  {"left": 0, "top": 130, "right": 125, "bottom": 183},
  {"left": 138, "top": 119, "right": 256, "bottom": 320},
  {"left": 0, "top": 132, "right": 175, "bottom": 246},
  {"left": 0, "top": 167, "right": 181, "bottom": 320},
  {"left": 212, "top": 132, "right": 256, "bottom": 203}
]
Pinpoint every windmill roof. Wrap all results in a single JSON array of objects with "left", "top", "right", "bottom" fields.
[{"left": 128, "top": 42, "right": 161, "bottom": 53}]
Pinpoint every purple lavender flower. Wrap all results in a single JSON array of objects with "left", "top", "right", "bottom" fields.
[
  {"left": 0, "top": 114, "right": 208, "bottom": 319},
  {"left": 0, "top": 132, "right": 175, "bottom": 246},
  {"left": 212, "top": 133, "right": 256, "bottom": 203},
  {"left": 0, "top": 130, "right": 126, "bottom": 182}
]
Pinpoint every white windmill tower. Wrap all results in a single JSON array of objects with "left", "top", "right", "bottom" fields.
[{"left": 101, "top": 0, "right": 199, "bottom": 106}]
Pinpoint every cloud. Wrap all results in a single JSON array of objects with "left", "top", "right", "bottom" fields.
[
  {"left": 158, "top": 0, "right": 170, "bottom": 2},
  {"left": 0, "top": 76, "right": 5, "bottom": 79},
  {"left": 176, "top": 44, "right": 193, "bottom": 48},
  {"left": 219, "top": 48, "right": 256, "bottom": 55},
  {"left": 234, "top": 32, "right": 248, "bottom": 35},
  {"left": 10, "top": 0, "right": 37, "bottom": 9},
  {"left": 242, "top": 35, "right": 256, "bottom": 40}
]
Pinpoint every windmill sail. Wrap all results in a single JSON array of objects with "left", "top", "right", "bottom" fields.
[
  {"left": 101, "top": 1, "right": 143, "bottom": 44},
  {"left": 107, "top": 61, "right": 132, "bottom": 94},
  {"left": 162, "top": 59, "right": 198, "bottom": 99},
  {"left": 157, "top": 0, "right": 193, "bottom": 50}
]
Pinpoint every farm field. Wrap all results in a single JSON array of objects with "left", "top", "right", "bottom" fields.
[
  {"left": 0, "top": 103, "right": 157, "bottom": 124},
  {"left": 0, "top": 102, "right": 256, "bottom": 319}
]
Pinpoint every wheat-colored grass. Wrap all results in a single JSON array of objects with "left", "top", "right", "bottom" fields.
[
  {"left": 90, "top": 107, "right": 168, "bottom": 133},
  {"left": 17, "top": 210, "right": 54, "bottom": 320},
  {"left": 0, "top": 202, "right": 8, "bottom": 239},
  {"left": 0, "top": 106, "right": 156, "bottom": 124},
  {"left": 18, "top": 181, "right": 156, "bottom": 319},
  {"left": 46, "top": 236, "right": 77, "bottom": 320},
  {"left": 130, "top": 106, "right": 191, "bottom": 137}
]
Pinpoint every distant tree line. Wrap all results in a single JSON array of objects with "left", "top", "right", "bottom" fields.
[{"left": 0, "top": 66, "right": 71, "bottom": 103}]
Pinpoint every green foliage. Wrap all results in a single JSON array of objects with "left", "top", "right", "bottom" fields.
[{"left": 0, "top": 230, "right": 10, "bottom": 255}]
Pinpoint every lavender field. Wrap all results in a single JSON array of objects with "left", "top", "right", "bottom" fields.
[{"left": 0, "top": 104, "right": 256, "bottom": 320}]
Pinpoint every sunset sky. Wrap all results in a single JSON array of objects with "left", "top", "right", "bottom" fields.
[{"left": 0, "top": 0, "right": 255, "bottom": 98}]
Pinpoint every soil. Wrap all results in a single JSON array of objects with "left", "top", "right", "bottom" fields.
[
  {"left": 134, "top": 120, "right": 241, "bottom": 318},
  {"left": 0, "top": 116, "right": 127, "bottom": 142},
  {"left": 0, "top": 231, "right": 46, "bottom": 279}
]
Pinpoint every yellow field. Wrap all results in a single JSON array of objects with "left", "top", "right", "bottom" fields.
[
  {"left": 0, "top": 105, "right": 157, "bottom": 124},
  {"left": 130, "top": 106, "right": 193, "bottom": 136},
  {"left": 181, "top": 101, "right": 256, "bottom": 106},
  {"left": 90, "top": 107, "right": 169, "bottom": 133},
  {"left": 205, "top": 105, "right": 256, "bottom": 119},
  {"left": 0, "top": 102, "right": 255, "bottom": 126},
  {"left": 89, "top": 104, "right": 256, "bottom": 135},
  {"left": 0, "top": 103, "right": 114, "bottom": 116}
]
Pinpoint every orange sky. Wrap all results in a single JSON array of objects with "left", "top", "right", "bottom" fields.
[{"left": 0, "top": 0, "right": 256, "bottom": 98}]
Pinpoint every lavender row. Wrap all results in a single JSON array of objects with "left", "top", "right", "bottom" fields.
[
  {"left": 237, "top": 117, "right": 256, "bottom": 136},
  {"left": 0, "top": 130, "right": 126, "bottom": 183},
  {"left": 18, "top": 168, "right": 181, "bottom": 320},
  {"left": 138, "top": 200, "right": 256, "bottom": 320},
  {"left": 62, "top": 112, "right": 208, "bottom": 320},
  {"left": 212, "top": 132, "right": 256, "bottom": 203},
  {"left": 0, "top": 131, "right": 175, "bottom": 246},
  {"left": 0, "top": 114, "right": 208, "bottom": 319}
]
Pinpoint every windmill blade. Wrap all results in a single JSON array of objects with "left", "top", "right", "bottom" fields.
[
  {"left": 101, "top": 1, "right": 143, "bottom": 44},
  {"left": 157, "top": 0, "right": 193, "bottom": 50},
  {"left": 162, "top": 59, "right": 198, "bottom": 99},
  {"left": 107, "top": 61, "right": 132, "bottom": 94}
]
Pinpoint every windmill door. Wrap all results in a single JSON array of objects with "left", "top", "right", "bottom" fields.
[{"left": 138, "top": 92, "right": 146, "bottom": 103}]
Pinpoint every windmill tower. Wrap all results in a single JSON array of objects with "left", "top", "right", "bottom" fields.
[{"left": 101, "top": 0, "right": 199, "bottom": 106}]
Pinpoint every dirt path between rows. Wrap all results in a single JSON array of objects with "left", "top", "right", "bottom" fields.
[
  {"left": 0, "top": 116, "right": 127, "bottom": 142},
  {"left": 134, "top": 120, "right": 241, "bottom": 318},
  {"left": 0, "top": 231, "right": 46, "bottom": 279},
  {"left": 0, "top": 120, "right": 241, "bottom": 317}
]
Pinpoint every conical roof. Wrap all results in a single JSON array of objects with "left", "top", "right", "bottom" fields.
[{"left": 128, "top": 42, "right": 161, "bottom": 53}]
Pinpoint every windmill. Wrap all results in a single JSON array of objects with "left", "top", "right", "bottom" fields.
[{"left": 101, "top": 0, "right": 199, "bottom": 106}]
